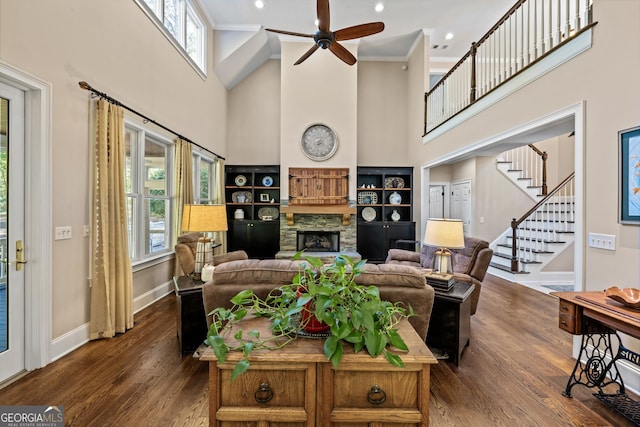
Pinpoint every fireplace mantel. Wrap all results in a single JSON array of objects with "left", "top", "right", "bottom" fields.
[{"left": 280, "top": 205, "right": 356, "bottom": 226}]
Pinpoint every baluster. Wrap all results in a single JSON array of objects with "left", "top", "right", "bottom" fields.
[
  {"left": 547, "top": 0, "right": 553, "bottom": 51},
  {"left": 565, "top": 0, "right": 571, "bottom": 39},
  {"left": 574, "top": 0, "right": 581, "bottom": 31},
  {"left": 540, "top": 0, "right": 545, "bottom": 54},
  {"left": 555, "top": 0, "right": 561, "bottom": 44}
]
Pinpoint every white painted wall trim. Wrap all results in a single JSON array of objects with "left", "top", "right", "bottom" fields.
[
  {"left": 0, "top": 60, "right": 53, "bottom": 371},
  {"left": 50, "top": 280, "right": 174, "bottom": 362}
]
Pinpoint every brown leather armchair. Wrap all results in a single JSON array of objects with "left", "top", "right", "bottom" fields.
[{"left": 385, "top": 236, "right": 493, "bottom": 315}]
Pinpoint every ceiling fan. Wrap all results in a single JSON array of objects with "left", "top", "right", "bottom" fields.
[{"left": 265, "top": 0, "right": 384, "bottom": 66}]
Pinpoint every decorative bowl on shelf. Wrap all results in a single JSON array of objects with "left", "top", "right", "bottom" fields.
[{"left": 605, "top": 286, "right": 640, "bottom": 309}]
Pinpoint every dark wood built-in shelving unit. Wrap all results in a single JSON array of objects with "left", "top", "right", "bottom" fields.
[{"left": 356, "top": 166, "right": 415, "bottom": 263}]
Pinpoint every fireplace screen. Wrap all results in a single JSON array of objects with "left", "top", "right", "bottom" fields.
[{"left": 297, "top": 231, "right": 340, "bottom": 252}]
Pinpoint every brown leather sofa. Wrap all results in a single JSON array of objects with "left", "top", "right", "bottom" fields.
[
  {"left": 385, "top": 236, "right": 493, "bottom": 315},
  {"left": 201, "top": 254, "right": 436, "bottom": 340}
]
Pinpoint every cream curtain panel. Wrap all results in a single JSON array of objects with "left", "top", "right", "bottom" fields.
[
  {"left": 213, "top": 158, "right": 227, "bottom": 252},
  {"left": 173, "top": 138, "right": 194, "bottom": 275},
  {"left": 89, "top": 99, "right": 134, "bottom": 339}
]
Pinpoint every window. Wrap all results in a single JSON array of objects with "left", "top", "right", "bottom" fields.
[
  {"left": 125, "top": 122, "right": 174, "bottom": 263},
  {"left": 135, "top": 0, "right": 206, "bottom": 76},
  {"left": 192, "top": 151, "right": 217, "bottom": 204}
]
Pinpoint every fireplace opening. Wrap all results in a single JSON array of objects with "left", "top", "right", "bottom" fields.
[{"left": 297, "top": 231, "right": 340, "bottom": 252}]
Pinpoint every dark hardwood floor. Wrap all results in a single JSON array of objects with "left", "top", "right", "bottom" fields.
[{"left": 0, "top": 274, "right": 636, "bottom": 426}]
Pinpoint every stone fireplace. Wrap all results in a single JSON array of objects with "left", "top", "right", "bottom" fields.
[{"left": 276, "top": 203, "right": 360, "bottom": 261}]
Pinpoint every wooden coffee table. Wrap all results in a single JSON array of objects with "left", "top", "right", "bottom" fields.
[
  {"left": 200, "top": 315, "right": 437, "bottom": 426},
  {"left": 427, "top": 281, "right": 475, "bottom": 365}
]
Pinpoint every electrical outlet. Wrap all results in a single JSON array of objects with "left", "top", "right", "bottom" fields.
[
  {"left": 84, "top": 225, "right": 90, "bottom": 237},
  {"left": 588, "top": 232, "right": 616, "bottom": 251},
  {"left": 55, "top": 226, "right": 72, "bottom": 240}
]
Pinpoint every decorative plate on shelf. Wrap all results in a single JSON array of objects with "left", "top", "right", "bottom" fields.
[
  {"left": 262, "top": 176, "right": 274, "bottom": 187},
  {"left": 357, "top": 191, "right": 378, "bottom": 205},
  {"left": 234, "top": 175, "right": 247, "bottom": 186},
  {"left": 384, "top": 177, "right": 405, "bottom": 189},
  {"left": 258, "top": 207, "right": 279, "bottom": 220},
  {"left": 362, "top": 207, "right": 376, "bottom": 222},
  {"left": 231, "top": 191, "right": 252, "bottom": 203}
]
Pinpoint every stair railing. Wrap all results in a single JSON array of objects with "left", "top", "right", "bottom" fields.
[
  {"left": 509, "top": 172, "right": 574, "bottom": 272},
  {"left": 425, "top": 0, "right": 595, "bottom": 134},
  {"left": 501, "top": 144, "right": 548, "bottom": 196}
]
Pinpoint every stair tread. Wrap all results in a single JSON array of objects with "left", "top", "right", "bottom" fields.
[{"left": 489, "top": 262, "right": 529, "bottom": 274}]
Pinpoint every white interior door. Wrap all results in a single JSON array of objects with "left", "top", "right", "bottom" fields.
[
  {"left": 0, "top": 82, "right": 26, "bottom": 384},
  {"left": 429, "top": 185, "right": 444, "bottom": 218},
  {"left": 451, "top": 180, "right": 472, "bottom": 234}
]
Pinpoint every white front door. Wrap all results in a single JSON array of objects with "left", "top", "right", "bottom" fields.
[
  {"left": 451, "top": 180, "right": 472, "bottom": 234},
  {"left": 0, "top": 82, "right": 26, "bottom": 383}
]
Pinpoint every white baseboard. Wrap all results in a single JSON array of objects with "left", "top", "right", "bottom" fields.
[{"left": 49, "top": 280, "right": 174, "bottom": 362}]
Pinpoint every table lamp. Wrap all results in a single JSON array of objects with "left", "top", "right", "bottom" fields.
[
  {"left": 423, "top": 218, "right": 465, "bottom": 277},
  {"left": 182, "top": 204, "right": 228, "bottom": 279}
]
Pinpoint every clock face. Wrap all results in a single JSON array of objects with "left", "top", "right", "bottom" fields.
[{"left": 301, "top": 124, "right": 338, "bottom": 161}]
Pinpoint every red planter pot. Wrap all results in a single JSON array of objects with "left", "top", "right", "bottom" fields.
[{"left": 298, "top": 289, "right": 330, "bottom": 333}]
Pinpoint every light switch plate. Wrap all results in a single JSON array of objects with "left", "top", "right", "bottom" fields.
[{"left": 588, "top": 233, "right": 616, "bottom": 251}]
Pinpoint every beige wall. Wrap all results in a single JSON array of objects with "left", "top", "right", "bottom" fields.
[
  {"left": 0, "top": 0, "right": 227, "bottom": 339},
  {"left": 227, "top": 59, "right": 281, "bottom": 164},
  {"left": 411, "top": 0, "right": 640, "bottom": 291}
]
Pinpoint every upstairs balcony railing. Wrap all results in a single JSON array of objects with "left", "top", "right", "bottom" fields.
[{"left": 425, "top": 0, "right": 594, "bottom": 134}]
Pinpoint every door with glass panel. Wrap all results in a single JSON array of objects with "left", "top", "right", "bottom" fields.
[{"left": 0, "top": 83, "right": 26, "bottom": 383}]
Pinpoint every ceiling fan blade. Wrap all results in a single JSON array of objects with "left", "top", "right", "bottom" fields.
[
  {"left": 294, "top": 44, "right": 320, "bottom": 65},
  {"left": 265, "top": 28, "right": 314, "bottom": 38},
  {"left": 317, "top": 0, "right": 330, "bottom": 33},
  {"left": 329, "top": 42, "right": 356, "bottom": 65},
  {"left": 335, "top": 22, "right": 385, "bottom": 41}
]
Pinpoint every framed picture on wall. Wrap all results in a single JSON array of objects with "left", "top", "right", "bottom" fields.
[{"left": 619, "top": 126, "right": 640, "bottom": 224}]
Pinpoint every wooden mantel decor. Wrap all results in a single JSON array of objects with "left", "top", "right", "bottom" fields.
[
  {"left": 280, "top": 205, "right": 356, "bottom": 226},
  {"left": 286, "top": 167, "right": 354, "bottom": 225}
]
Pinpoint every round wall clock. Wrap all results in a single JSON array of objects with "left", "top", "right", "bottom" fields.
[{"left": 301, "top": 124, "right": 338, "bottom": 161}]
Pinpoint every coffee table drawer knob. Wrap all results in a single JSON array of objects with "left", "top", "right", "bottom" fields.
[
  {"left": 254, "top": 382, "right": 274, "bottom": 404},
  {"left": 367, "top": 385, "right": 387, "bottom": 405}
]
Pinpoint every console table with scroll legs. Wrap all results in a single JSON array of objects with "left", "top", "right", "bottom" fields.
[{"left": 552, "top": 291, "right": 640, "bottom": 425}]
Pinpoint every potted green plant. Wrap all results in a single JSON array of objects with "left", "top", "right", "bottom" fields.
[{"left": 205, "top": 252, "right": 414, "bottom": 381}]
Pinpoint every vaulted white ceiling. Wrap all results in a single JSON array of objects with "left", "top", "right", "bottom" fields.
[{"left": 199, "top": 0, "right": 515, "bottom": 88}]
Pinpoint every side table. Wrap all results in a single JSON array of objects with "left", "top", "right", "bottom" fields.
[
  {"left": 426, "top": 280, "right": 475, "bottom": 365},
  {"left": 173, "top": 276, "right": 207, "bottom": 356}
]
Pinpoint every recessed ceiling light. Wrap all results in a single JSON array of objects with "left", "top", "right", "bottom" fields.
[
  {"left": 445, "top": 32, "right": 454, "bottom": 40},
  {"left": 375, "top": 3, "right": 384, "bottom": 12},
  {"left": 255, "top": 0, "right": 264, "bottom": 9}
]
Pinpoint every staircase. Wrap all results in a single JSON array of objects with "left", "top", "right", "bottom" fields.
[{"left": 489, "top": 147, "right": 575, "bottom": 284}]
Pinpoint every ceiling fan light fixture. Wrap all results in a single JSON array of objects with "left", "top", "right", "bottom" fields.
[{"left": 375, "top": 3, "right": 384, "bottom": 12}]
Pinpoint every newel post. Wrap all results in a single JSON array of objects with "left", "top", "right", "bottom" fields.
[
  {"left": 541, "top": 151, "right": 548, "bottom": 196},
  {"left": 470, "top": 42, "right": 477, "bottom": 103}
]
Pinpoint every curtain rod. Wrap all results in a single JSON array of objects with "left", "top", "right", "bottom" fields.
[{"left": 78, "top": 81, "right": 225, "bottom": 161}]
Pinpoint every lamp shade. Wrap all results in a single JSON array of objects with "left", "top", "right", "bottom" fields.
[
  {"left": 423, "top": 218, "right": 465, "bottom": 249},
  {"left": 182, "top": 204, "right": 228, "bottom": 233}
]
